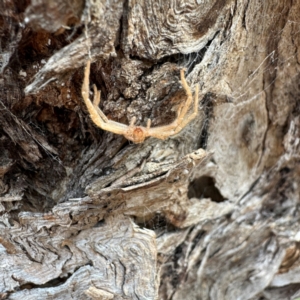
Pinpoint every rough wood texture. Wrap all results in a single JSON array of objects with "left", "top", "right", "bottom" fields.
[{"left": 1, "top": 0, "right": 300, "bottom": 299}]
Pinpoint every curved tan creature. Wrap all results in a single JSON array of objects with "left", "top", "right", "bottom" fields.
[{"left": 81, "top": 60, "right": 199, "bottom": 143}]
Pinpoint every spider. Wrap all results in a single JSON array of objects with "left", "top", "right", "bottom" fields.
[{"left": 81, "top": 60, "right": 199, "bottom": 143}]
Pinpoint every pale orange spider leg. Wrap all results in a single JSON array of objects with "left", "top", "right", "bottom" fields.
[
  {"left": 93, "top": 84, "right": 101, "bottom": 106},
  {"left": 176, "top": 68, "right": 193, "bottom": 123},
  {"left": 92, "top": 84, "right": 109, "bottom": 122},
  {"left": 169, "top": 84, "right": 199, "bottom": 134},
  {"left": 176, "top": 102, "right": 184, "bottom": 119},
  {"left": 147, "top": 83, "right": 199, "bottom": 140},
  {"left": 81, "top": 60, "right": 107, "bottom": 128},
  {"left": 130, "top": 116, "right": 137, "bottom": 127},
  {"left": 147, "top": 121, "right": 179, "bottom": 140},
  {"left": 81, "top": 60, "right": 128, "bottom": 135},
  {"left": 154, "top": 68, "right": 192, "bottom": 134},
  {"left": 146, "top": 119, "right": 151, "bottom": 129}
]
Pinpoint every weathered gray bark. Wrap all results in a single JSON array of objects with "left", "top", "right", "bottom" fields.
[{"left": 1, "top": 0, "right": 300, "bottom": 299}]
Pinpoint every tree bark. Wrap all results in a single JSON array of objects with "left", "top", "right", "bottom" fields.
[{"left": 1, "top": 0, "right": 300, "bottom": 299}]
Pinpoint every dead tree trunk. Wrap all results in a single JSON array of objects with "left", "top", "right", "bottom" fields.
[{"left": 1, "top": 0, "right": 300, "bottom": 299}]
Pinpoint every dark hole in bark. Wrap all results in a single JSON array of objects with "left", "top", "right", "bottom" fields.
[{"left": 188, "top": 176, "right": 225, "bottom": 202}]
